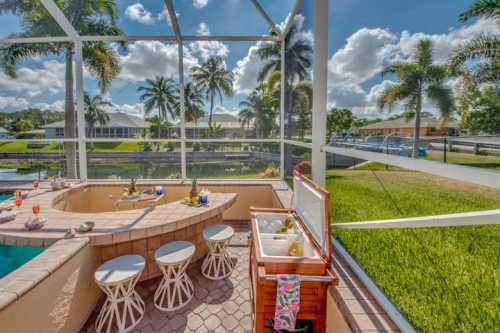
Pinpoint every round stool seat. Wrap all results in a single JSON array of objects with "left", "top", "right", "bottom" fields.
[
  {"left": 95, "top": 255, "right": 145, "bottom": 285},
  {"left": 203, "top": 224, "right": 234, "bottom": 242},
  {"left": 155, "top": 241, "right": 195, "bottom": 265},
  {"left": 154, "top": 241, "right": 195, "bottom": 312},
  {"left": 201, "top": 224, "right": 235, "bottom": 280},
  {"left": 94, "top": 255, "right": 145, "bottom": 333}
]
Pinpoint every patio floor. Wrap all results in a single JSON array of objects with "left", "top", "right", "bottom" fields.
[{"left": 81, "top": 221, "right": 260, "bottom": 333}]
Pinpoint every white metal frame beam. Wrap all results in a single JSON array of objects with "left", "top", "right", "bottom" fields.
[
  {"left": 283, "top": 0, "right": 302, "bottom": 36},
  {"left": 332, "top": 209, "right": 500, "bottom": 229},
  {"left": 324, "top": 145, "right": 500, "bottom": 190},
  {"left": 39, "top": 0, "right": 79, "bottom": 40},
  {"left": 163, "top": 0, "right": 181, "bottom": 40},
  {"left": 311, "top": 0, "right": 328, "bottom": 186},
  {"left": 250, "top": 0, "right": 283, "bottom": 37}
]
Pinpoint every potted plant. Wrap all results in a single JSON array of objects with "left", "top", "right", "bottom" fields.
[{"left": 122, "top": 178, "right": 140, "bottom": 199}]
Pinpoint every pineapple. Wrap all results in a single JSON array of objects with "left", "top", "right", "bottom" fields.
[{"left": 190, "top": 178, "right": 199, "bottom": 204}]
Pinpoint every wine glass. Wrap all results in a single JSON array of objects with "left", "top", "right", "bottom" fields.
[
  {"left": 15, "top": 197, "right": 22, "bottom": 212},
  {"left": 32, "top": 204, "right": 40, "bottom": 218}
]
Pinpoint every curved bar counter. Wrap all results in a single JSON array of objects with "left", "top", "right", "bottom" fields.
[{"left": 0, "top": 184, "right": 237, "bottom": 280}]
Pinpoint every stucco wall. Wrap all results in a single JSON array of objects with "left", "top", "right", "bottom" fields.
[{"left": 0, "top": 243, "right": 101, "bottom": 333}]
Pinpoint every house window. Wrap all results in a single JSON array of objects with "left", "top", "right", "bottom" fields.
[{"left": 56, "top": 128, "right": 64, "bottom": 137}]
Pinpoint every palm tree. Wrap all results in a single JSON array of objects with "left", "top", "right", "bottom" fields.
[
  {"left": 84, "top": 93, "right": 111, "bottom": 139},
  {"left": 191, "top": 57, "right": 233, "bottom": 135},
  {"left": 174, "top": 82, "right": 205, "bottom": 123},
  {"left": 378, "top": 39, "right": 455, "bottom": 158},
  {"left": 449, "top": 0, "right": 500, "bottom": 85},
  {"left": 257, "top": 22, "right": 313, "bottom": 139},
  {"left": 238, "top": 84, "right": 278, "bottom": 138},
  {"left": 137, "top": 76, "right": 177, "bottom": 138},
  {"left": 266, "top": 71, "right": 313, "bottom": 140},
  {"left": 0, "top": 1, "right": 123, "bottom": 178}
]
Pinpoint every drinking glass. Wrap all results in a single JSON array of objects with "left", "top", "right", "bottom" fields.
[{"left": 32, "top": 204, "right": 40, "bottom": 217}]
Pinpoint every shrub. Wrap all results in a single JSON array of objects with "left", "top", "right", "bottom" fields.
[
  {"left": 15, "top": 131, "right": 44, "bottom": 139},
  {"left": 192, "top": 142, "right": 201, "bottom": 152}
]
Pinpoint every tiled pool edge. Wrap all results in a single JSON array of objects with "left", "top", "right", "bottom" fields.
[{"left": 0, "top": 237, "right": 89, "bottom": 311}]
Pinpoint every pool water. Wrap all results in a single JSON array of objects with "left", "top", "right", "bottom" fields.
[
  {"left": 0, "top": 192, "right": 13, "bottom": 202},
  {"left": 0, "top": 192, "right": 44, "bottom": 279},
  {"left": 0, "top": 244, "right": 46, "bottom": 278}
]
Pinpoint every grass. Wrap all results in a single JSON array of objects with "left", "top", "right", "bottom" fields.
[
  {"left": 303, "top": 164, "right": 500, "bottom": 332},
  {"left": 425, "top": 150, "right": 500, "bottom": 170}
]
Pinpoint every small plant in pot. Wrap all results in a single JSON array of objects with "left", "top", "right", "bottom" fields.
[{"left": 122, "top": 178, "right": 140, "bottom": 199}]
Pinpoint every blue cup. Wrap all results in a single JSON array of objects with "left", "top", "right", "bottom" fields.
[
  {"left": 155, "top": 186, "right": 163, "bottom": 196},
  {"left": 200, "top": 194, "right": 208, "bottom": 205}
]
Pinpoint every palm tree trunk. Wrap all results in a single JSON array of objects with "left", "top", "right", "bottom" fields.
[
  {"left": 64, "top": 47, "right": 77, "bottom": 178},
  {"left": 284, "top": 82, "right": 293, "bottom": 175},
  {"left": 208, "top": 93, "right": 214, "bottom": 137},
  {"left": 158, "top": 107, "right": 161, "bottom": 139},
  {"left": 412, "top": 90, "right": 422, "bottom": 158}
]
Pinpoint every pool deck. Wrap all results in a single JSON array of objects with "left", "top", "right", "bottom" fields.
[{"left": 0, "top": 186, "right": 237, "bottom": 246}]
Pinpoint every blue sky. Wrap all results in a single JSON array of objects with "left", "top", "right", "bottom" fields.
[{"left": 0, "top": 0, "right": 497, "bottom": 121}]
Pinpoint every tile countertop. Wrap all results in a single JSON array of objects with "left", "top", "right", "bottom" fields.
[{"left": 0, "top": 187, "right": 237, "bottom": 246}]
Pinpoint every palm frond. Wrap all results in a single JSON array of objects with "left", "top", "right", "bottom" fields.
[
  {"left": 449, "top": 35, "right": 500, "bottom": 70},
  {"left": 459, "top": 0, "right": 500, "bottom": 22},
  {"left": 415, "top": 39, "right": 433, "bottom": 69},
  {"left": 426, "top": 83, "right": 455, "bottom": 122}
]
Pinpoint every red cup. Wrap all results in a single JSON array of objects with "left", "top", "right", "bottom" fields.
[
  {"left": 32, "top": 204, "right": 40, "bottom": 216},
  {"left": 15, "top": 198, "right": 22, "bottom": 208}
]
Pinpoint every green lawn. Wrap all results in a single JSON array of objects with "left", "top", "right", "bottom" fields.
[
  {"left": 321, "top": 166, "right": 500, "bottom": 332},
  {"left": 425, "top": 150, "right": 500, "bottom": 170}
]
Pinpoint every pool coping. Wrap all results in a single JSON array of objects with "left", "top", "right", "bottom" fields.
[{"left": 0, "top": 237, "right": 89, "bottom": 311}]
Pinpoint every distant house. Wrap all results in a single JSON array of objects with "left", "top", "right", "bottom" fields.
[
  {"left": 359, "top": 117, "right": 459, "bottom": 137},
  {"left": 0, "top": 127, "right": 9, "bottom": 139},
  {"left": 43, "top": 112, "right": 149, "bottom": 138},
  {"left": 168, "top": 114, "right": 252, "bottom": 138}
]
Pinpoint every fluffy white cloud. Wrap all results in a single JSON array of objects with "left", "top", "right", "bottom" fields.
[
  {"left": 118, "top": 41, "right": 199, "bottom": 82},
  {"left": 232, "top": 14, "right": 313, "bottom": 95},
  {"left": 33, "top": 100, "right": 65, "bottom": 112},
  {"left": 157, "top": 7, "right": 179, "bottom": 27},
  {"left": 327, "top": 18, "right": 499, "bottom": 118},
  {"left": 125, "top": 3, "right": 155, "bottom": 25},
  {"left": 188, "top": 23, "right": 229, "bottom": 62},
  {"left": 193, "top": 0, "right": 209, "bottom": 9},
  {"left": 0, "top": 96, "right": 29, "bottom": 110},
  {"left": 0, "top": 60, "right": 65, "bottom": 97},
  {"left": 233, "top": 41, "right": 270, "bottom": 94},
  {"left": 196, "top": 22, "right": 210, "bottom": 36},
  {"left": 106, "top": 103, "right": 145, "bottom": 118}
]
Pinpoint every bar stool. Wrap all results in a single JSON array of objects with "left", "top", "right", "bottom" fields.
[
  {"left": 201, "top": 224, "right": 235, "bottom": 280},
  {"left": 154, "top": 240, "right": 195, "bottom": 311},
  {"left": 94, "top": 255, "right": 145, "bottom": 333}
]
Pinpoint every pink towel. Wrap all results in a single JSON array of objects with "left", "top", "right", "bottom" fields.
[{"left": 274, "top": 274, "right": 301, "bottom": 331}]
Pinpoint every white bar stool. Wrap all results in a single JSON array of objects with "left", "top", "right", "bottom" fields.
[
  {"left": 154, "top": 240, "right": 195, "bottom": 311},
  {"left": 201, "top": 224, "right": 235, "bottom": 280},
  {"left": 94, "top": 255, "right": 145, "bottom": 333}
]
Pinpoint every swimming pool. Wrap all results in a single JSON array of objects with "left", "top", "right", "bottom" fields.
[
  {"left": 0, "top": 191, "right": 45, "bottom": 278},
  {"left": 0, "top": 244, "right": 46, "bottom": 278}
]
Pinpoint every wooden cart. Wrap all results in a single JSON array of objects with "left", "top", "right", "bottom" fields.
[{"left": 249, "top": 171, "right": 338, "bottom": 333}]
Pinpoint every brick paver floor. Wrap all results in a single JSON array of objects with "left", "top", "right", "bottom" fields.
[{"left": 81, "top": 222, "right": 257, "bottom": 333}]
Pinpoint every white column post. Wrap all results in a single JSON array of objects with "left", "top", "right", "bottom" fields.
[
  {"left": 280, "top": 38, "right": 286, "bottom": 179},
  {"left": 311, "top": 0, "right": 328, "bottom": 186},
  {"left": 178, "top": 42, "right": 187, "bottom": 179},
  {"left": 74, "top": 40, "right": 88, "bottom": 181}
]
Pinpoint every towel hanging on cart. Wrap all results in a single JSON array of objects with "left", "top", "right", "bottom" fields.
[{"left": 274, "top": 274, "right": 301, "bottom": 331}]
